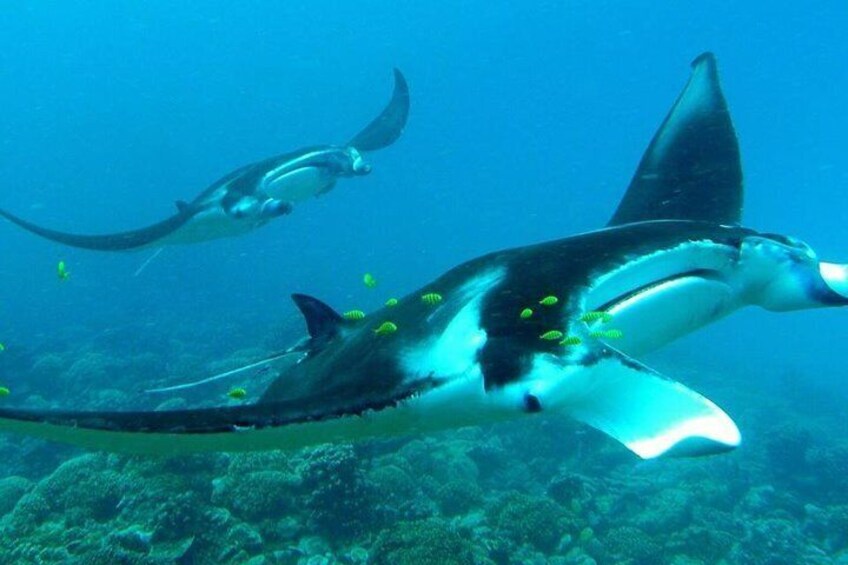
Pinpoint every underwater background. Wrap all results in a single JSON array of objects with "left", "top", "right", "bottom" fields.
[{"left": 0, "top": 1, "right": 846, "bottom": 563}]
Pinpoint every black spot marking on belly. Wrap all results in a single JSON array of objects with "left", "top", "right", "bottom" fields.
[
  {"left": 523, "top": 393, "right": 542, "bottom": 413},
  {"left": 479, "top": 338, "right": 530, "bottom": 390}
]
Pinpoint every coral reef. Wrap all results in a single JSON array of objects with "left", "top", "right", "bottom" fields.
[
  {"left": 0, "top": 475, "right": 32, "bottom": 514},
  {"left": 370, "top": 518, "right": 475, "bottom": 565},
  {"left": 602, "top": 525, "right": 662, "bottom": 563},
  {"left": 487, "top": 492, "right": 575, "bottom": 553},
  {"left": 298, "top": 444, "right": 373, "bottom": 539}
]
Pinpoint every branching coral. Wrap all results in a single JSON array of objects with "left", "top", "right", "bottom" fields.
[
  {"left": 435, "top": 479, "right": 483, "bottom": 517},
  {"left": 0, "top": 475, "right": 32, "bottom": 515},
  {"left": 602, "top": 525, "right": 662, "bottom": 564},
  {"left": 35, "top": 453, "right": 132, "bottom": 523},
  {"left": 487, "top": 492, "right": 575, "bottom": 553},
  {"left": 299, "top": 444, "right": 372, "bottom": 539},
  {"left": 370, "top": 518, "right": 475, "bottom": 565},
  {"left": 211, "top": 470, "right": 300, "bottom": 522}
]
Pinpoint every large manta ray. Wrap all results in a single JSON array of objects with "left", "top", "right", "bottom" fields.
[
  {"left": 0, "top": 53, "right": 845, "bottom": 458},
  {"left": 0, "top": 69, "right": 409, "bottom": 250}
]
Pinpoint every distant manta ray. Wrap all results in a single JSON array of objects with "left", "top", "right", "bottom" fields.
[
  {"left": 0, "top": 69, "right": 409, "bottom": 251},
  {"left": 0, "top": 53, "right": 846, "bottom": 458}
]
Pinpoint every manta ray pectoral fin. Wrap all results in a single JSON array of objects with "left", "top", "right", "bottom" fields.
[
  {"left": 175, "top": 200, "right": 190, "bottom": 213},
  {"left": 0, "top": 207, "right": 194, "bottom": 251},
  {"left": 0, "top": 375, "right": 440, "bottom": 454},
  {"left": 0, "top": 403, "right": 280, "bottom": 454},
  {"left": 346, "top": 68, "right": 410, "bottom": 152},
  {"left": 315, "top": 180, "right": 337, "bottom": 197},
  {"left": 608, "top": 52, "right": 743, "bottom": 227},
  {"left": 540, "top": 349, "right": 741, "bottom": 458}
]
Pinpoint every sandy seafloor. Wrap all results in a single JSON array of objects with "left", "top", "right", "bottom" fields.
[{"left": 0, "top": 2, "right": 847, "bottom": 564}]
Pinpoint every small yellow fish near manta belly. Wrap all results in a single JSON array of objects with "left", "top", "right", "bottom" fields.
[
  {"left": 343, "top": 310, "right": 366, "bottom": 321},
  {"left": 539, "top": 330, "right": 564, "bottom": 341},
  {"left": 581, "top": 311, "right": 614, "bottom": 323},
  {"left": 559, "top": 335, "right": 582, "bottom": 346},
  {"left": 374, "top": 321, "right": 398, "bottom": 336},
  {"left": 539, "top": 295, "right": 558, "bottom": 306},
  {"left": 421, "top": 292, "right": 442, "bottom": 305},
  {"left": 363, "top": 273, "right": 377, "bottom": 288},
  {"left": 590, "top": 329, "right": 624, "bottom": 340},
  {"left": 227, "top": 387, "right": 247, "bottom": 400},
  {"left": 57, "top": 260, "right": 70, "bottom": 280}
]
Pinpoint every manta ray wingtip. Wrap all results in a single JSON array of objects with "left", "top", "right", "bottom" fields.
[
  {"left": 607, "top": 50, "right": 741, "bottom": 227},
  {"left": 346, "top": 67, "right": 410, "bottom": 152},
  {"left": 392, "top": 68, "right": 408, "bottom": 90},
  {"left": 691, "top": 51, "right": 716, "bottom": 67}
]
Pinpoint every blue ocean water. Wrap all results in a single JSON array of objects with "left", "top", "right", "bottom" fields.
[{"left": 0, "top": 2, "right": 846, "bottom": 563}]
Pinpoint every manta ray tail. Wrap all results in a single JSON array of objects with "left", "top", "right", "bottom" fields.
[
  {"left": 144, "top": 349, "right": 300, "bottom": 394},
  {"left": 0, "top": 207, "right": 193, "bottom": 251},
  {"left": 608, "top": 52, "right": 743, "bottom": 227},
  {"left": 347, "top": 68, "right": 410, "bottom": 151},
  {"left": 557, "top": 348, "right": 741, "bottom": 458}
]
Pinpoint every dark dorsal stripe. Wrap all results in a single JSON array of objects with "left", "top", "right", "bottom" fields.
[{"left": 608, "top": 52, "right": 743, "bottom": 227}]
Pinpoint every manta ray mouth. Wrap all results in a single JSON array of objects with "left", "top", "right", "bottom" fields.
[{"left": 595, "top": 268, "right": 722, "bottom": 312}]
